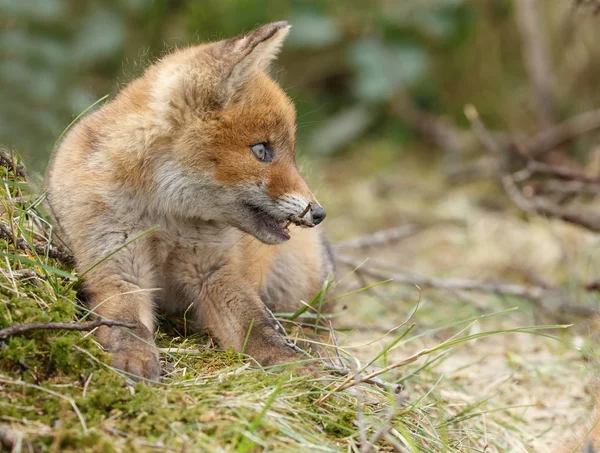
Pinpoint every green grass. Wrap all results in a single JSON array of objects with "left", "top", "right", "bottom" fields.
[{"left": 0, "top": 153, "right": 590, "bottom": 452}]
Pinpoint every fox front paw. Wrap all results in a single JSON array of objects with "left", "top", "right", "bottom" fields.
[
  {"left": 110, "top": 345, "right": 161, "bottom": 382},
  {"left": 244, "top": 336, "right": 305, "bottom": 368}
]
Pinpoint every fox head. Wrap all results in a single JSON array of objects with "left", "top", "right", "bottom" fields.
[{"left": 143, "top": 21, "right": 325, "bottom": 244}]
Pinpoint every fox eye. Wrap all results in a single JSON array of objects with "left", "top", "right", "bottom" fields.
[{"left": 250, "top": 142, "right": 272, "bottom": 163}]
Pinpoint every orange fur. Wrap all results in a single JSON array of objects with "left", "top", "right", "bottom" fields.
[{"left": 45, "top": 22, "right": 333, "bottom": 380}]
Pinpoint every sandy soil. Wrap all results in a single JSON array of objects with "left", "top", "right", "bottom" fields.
[{"left": 316, "top": 148, "right": 600, "bottom": 452}]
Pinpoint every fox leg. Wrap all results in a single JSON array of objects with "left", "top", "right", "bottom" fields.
[
  {"left": 165, "top": 249, "right": 300, "bottom": 366},
  {"left": 199, "top": 267, "right": 300, "bottom": 365},
  {"left": 83, "top": 243, "right": 160, "bottom": 381}
]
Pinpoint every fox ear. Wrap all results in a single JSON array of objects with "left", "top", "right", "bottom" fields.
[
  {"left": 150, "top": 22, "right": 290, "bottom": 125},
  {"left": 221, "top": 21, "right": 290, "bottom": 98}
]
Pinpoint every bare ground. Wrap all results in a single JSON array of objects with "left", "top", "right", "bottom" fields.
[{"left": 316, "top": 144, "right": 600, "bottom": 452}]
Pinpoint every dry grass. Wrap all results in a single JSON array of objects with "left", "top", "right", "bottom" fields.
[
  {"left": 0, "top": 146, "right": 597, "bottom": 452},
  {"left": 319, "top": 141, "right": 600, "bottom": 451}
]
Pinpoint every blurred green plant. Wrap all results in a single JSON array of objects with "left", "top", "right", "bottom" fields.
[
  {"left": 2, "top": 0, "right": 598, "bottom": 173},
  {"left": 0, "top": 0, "right": 474, "bottom": 172}
]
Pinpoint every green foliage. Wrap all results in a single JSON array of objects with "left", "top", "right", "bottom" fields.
[
  {"left": 0, "top": 157, "right": 581, "bottom": 451},
  {"left": 0, "top": 0, "right": 478, "bottom": 168},
  {"left": 3, "top": 0, "right": 600, "bottom": 167}
]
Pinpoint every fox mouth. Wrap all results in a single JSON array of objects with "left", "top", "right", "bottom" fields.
[{"left": 243, "top": 203, "right": 292, "bottom": 242}]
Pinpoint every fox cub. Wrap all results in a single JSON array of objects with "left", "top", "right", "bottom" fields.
[{"left": 45, "top": 22, "right": 333, "bottom": 380}]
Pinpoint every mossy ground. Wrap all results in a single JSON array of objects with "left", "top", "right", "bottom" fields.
[{"left": 0, "top": 150, "right": 598, "bottom": 452}]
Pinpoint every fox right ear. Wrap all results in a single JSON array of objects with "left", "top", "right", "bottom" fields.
[
  {"left": 219, "top": 21, "right": 291, "bottom": 100},
  {"left": 150, "top": 22, "right": 290, "bottom": 125}
]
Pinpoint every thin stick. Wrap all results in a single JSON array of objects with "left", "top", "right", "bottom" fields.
[
  {"left": 327, "top": 320, "right": 344, "bottom": 368},
  {"left": 354, "top": 360, "right": 367, "bottom": 449},
  {"left": 0, "top": 268, "right": 44, "bottom": 281},
  {"left": 512, "top": 159, "right": 600, "bottom": 184},
  {"left": 284, "top": 203, "right": 311, "bottom": 229},
  {"left": 82, "top": 372, "right": 94, "bottom": 399},
  {"left": 523, "top": 179, "right": 600, "bottom": 197},
  {"left": 520, "top": 108, "right": 600, "bottom": 159},
  {"left": 337, "top": 255, "right": 546, "bottom": 300},
  {"left": 361, "top": 396, "right": 400, "bottom": 453},
  {"left": 0, "top": 318, "right": 136, "bottom": 339},
  {"left": 0, "top": 222, "right": 75, "bottom": 266},
  {"left": 338, "top": 256, "right": 600, "bottom": 318},
  {"left": 322, "top": 364, "right": 403, "bottom": 394},
  {"left": 335, "top": 225, "right": 422, "bottom": 250},
  {"left": 466, "top": 104, "right": 600, "bottom": 233}
]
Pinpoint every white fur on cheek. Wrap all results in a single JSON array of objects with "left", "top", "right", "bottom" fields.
[
  {"left": 276, "top": 193, "right": 313, "bottom": 221},
  {"left": 152, "top": 161, "right": 231, "bottom": 220}
]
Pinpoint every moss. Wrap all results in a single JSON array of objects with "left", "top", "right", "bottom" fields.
[
  {"left": 2, "top": 156, "right": 582, "bottom": 452},
  {"left": 0, "top": 157, "right": 380, "bottom": 452}
]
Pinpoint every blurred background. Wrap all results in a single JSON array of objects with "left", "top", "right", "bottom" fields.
[
  {"left": 2, "top": 1, "right": 600, "bottom": 448},
  {"left": 2, "top": 0, "right": 600, "bottom": 174}
]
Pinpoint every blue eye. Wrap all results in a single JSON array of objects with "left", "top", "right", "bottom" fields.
[{"left": 250, "top": 142, "right": 272, "bottom": 163}]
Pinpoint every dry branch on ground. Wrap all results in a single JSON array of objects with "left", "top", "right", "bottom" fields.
[
  {"left": 465, "top": 104, "right": 600, "bottom": 233},
  {"left": 0, "top": 318, "right": 136, "bottom": 339}
]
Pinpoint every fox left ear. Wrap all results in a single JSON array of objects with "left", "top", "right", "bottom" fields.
[{"left": 221, "top": 21, "right": 291, "bottom": 98}]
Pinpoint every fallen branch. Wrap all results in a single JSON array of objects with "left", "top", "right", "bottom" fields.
[
  {"left": 338, "top": 255, "right": 547, "bottom": 300},
  {"left": 466, "top": 105, "right": 600, "bottom": 233},
  {"left": 338, "top": 256, "right": 600, "bottom": 318},
  {"left": 0, "top": 318, "right": 136, "bottom": 339},
  {"left": 518, "top": 109, "right": 600, "bottom": 159},
  {"left": 505, "top": 176, "right": 600, "bottom": 232},
  {"left": 523, "top": 179, "right": 600, "bottom": 197},
  {"left": 0, "top": 268, "right": 45, "bottom": 281},
  {"left": 512, "top": 159, "right": 600, "bottom": 184},
  {"left": 334, "top": 225, "right": 422, "bottom": 251},
  {"left": 0, "top": 222, "right": 75, "bottom": 266}
]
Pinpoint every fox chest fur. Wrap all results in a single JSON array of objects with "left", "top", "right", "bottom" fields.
[{"left": 45, "top": 22, "right": 333, "bottom": 380}]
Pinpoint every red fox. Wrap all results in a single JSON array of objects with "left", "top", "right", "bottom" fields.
[{"left": 45, "top": 22, "right": 333, "bottom": 380}]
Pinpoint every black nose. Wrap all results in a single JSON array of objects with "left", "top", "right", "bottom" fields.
[{"left": 311, "top": 205, "right": 326, "bottom": 225}]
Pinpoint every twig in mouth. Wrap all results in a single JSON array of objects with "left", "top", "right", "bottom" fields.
[
  {"left": 0, "top": 318, "right": 136, "bottom": 339},
  {"left": 284, "top": 202, "right": 312, "bottom": 229}
]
